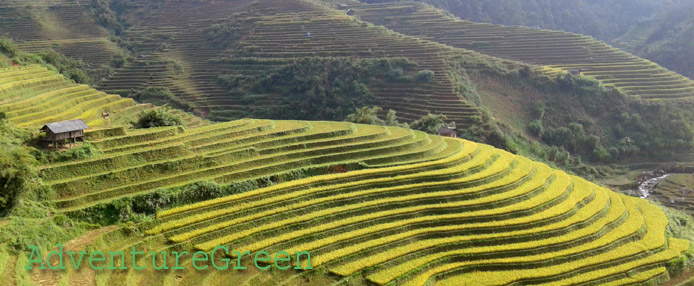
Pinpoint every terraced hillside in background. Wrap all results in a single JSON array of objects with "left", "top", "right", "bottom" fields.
[
  {"left": 0, "top": 62, "right": 150, "bottom": 128},
  {"left": 100, "top": 0, "right": 503, "bottom": 124},
  {"left": 652, "top": 173, "right": 694, "bottom": 216},
  {"left": 0, "top": 0, "right": 122, "bottom": 68},
  {"left": 352, "top": 1, "right": 694, "bottom": 100}
]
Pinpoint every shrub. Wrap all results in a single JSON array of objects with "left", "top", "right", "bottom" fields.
[
  {"left": 532, "top": 102, "right": 546, "bottom": 120},
  {"left": 134, "top": 107, "right": 183, "bottom": 128},
  {"left": 385, "top": 67, "right": 404, "bottom": 81},
  {"left": 410, "top": 113, "right": 448, "bottom": 134},
  {"left": 385, "top": 109, "right": 408, "bottom": 128},
  {"left": 37, "top": 50, "right": 89, "bottom": 84},
  {"left": 109, "top": 53, "right": 130, "bottom": 68},
  {"left": 205, "top": 20, "right": 245, "bottom": 49},
  {"left": 0, "top": 37, "right": 19, "bottom": 58},
  {"left": 33, "top": 144, "right": 103, "bottom": 164},
  {"left": 345, "top": 106, "right": 384, "bottom": 125},
  {"left": 527, "top": 120, "right": 543, "bottom": 137},
  {"left": 415, "top": 69, "right": 435, "bottom": 82}
]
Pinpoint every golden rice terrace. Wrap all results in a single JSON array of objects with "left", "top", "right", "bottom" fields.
[{"left": 1, "top": 62, "right": 691, "bottom": 285}]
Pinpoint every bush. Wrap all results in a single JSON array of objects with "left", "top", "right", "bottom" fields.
[
  {"left": 345, "top": 106, "right": 384, "bottom": 125},
  {"left": 134, "top": 107, "right": 183, "bottom": 128},
  {"left": 205, "top": 20, "right": 244, "bottom": 49},
  {"left": 527, "top": 120, "right": 543, "bottom": 137},
  {"left": 33, "top": 144, "right": 103, "bottom": 164},
  {"left": 0, "top": 37, "right": 19, "bottom": 58},
  {"left": 37, "top": 50, "right": 89, "bottom": 84},
  {"left": 532, "top": 102, "right": 546, "bottom": 120},
  {"left": 385, "top": 67, "right": 404, "bottom": 81},
  {"left": 415, "top": 69, "right": 435, "bottom": 82},
  {"left": 410, "top": 113, "right": 448, "bottom": 134},
  {"left": 109, "top": 53, "right": 130, "bottom": 68}
]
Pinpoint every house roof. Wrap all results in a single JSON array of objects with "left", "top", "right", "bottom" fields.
[
  {"left": 41, "top": 119, "right": 89, "bottom": 133},
  {"left": 438, "top": 127, "right": 456, "bottom": 133}
]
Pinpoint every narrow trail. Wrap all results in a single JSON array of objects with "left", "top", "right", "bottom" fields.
[{"left": 30, "top": 226, "right": 119, "bottom": 286}]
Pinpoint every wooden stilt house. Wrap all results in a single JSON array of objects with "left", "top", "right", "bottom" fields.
[{"left": 40, "top": 119, "right": 89, "bottom": 148}]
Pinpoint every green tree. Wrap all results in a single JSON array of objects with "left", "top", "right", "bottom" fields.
[
  {"left": 134, "top": 106, "right": 183, "bottom": 128},
  {"left": 385, "top": 109, "right": 408, "bottom": 128},
  {"left": 345, "top": 106, "right": 385, "bottom": 125},
  {"left": 411, "top": 113, "right": 449, "bottom": 134},
  {"left": 415, "top": 69, "right": 435, "bottom": 82}
]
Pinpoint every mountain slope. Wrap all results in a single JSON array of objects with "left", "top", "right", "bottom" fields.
[
  {"left": 98, "top": 0, "right": 498, "bottom": 124},
  {"left": 0, "top": 0, "right": 123, "bottom": 68},
  {"left": 0, "top": 62, "right": 147, "bottom": 128},
  {"left": 1, "top": 54, "right": 693, "bottom": 286},
  {"left": 352, "top": 1, "right": 694, "bottom": 100}
]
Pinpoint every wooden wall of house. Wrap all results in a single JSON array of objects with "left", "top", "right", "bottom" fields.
[{"left": 43, "top": 129, "right": 85, "bottom": 142}]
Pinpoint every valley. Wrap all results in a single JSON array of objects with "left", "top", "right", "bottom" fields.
[{"left": 1, "top": 1, "right": 694, "bottom": 285}]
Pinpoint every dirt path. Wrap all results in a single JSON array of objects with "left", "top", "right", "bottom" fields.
[
  {"left": 666, "top": 266, "right": 694, "bottom": 286},
  {"left": 31, "top": 226, "right": 119, "bottom": 286}
]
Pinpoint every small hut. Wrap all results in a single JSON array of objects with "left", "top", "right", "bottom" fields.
[
  {"left": 338, "top": 3, "right": 349, "bottom": 10},
  {"left": 568, "top": 69, "right": 581, "bottom": 76},
  {"left": 346, "top": 9, "right": 355, "bottom": 16},
  {"left": 437, "top": 126, "right": 457, "bottom": 138},
  {"left": 40, "top": 119, "right": 89, "bottom": 148}
]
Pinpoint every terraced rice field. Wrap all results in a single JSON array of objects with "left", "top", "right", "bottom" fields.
[
  {"left": 17, "top": 111, "right": 688, "bottom": 285},
  {"left": 31, "top": 109, "right": 687, "bottom": 284},
  {"left": 352, "top": 2, "right": 694, "bottom": 100},
  {"left": 0, "top": 0, "right": 121, "bottom": 67},
  {"left": 140, "top": 135, "right": 689, "bottom": 285},
  {"left": 101, "top": 0, "right": 487, "bottom": 124},
  {"left": 0, "top": 64, "right": 148, "bottom": 128},
  {"left": 651, "top": 173, "right": 694, "bottom": 216},
  {"left": 0, "top": 62, "right": 690, "bottom": 286}
]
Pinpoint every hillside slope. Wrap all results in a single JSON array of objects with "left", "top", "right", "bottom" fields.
[
  {"left": 389, "top": 0, "right": 694, "bottom": 81},
  {"left": 352, "top": 1, "right": 694, "bottom": 101},
  {"left": 0, "top": 61, "right": 147, "bottom": 128},
  {"left": 613, "top": 2, "right": 694, "bottom": 79},
  {"left": 5, "top": 0, "right": 694, "bottom": 169},
  {"left": 98, "top": 0, "right": 501, "bottom": 125},
  {"left": 0, "top": 0, "right": 123, "bottom": 68},
  {"left": 1, "top": 59, "right": 693, "bottom": 285}
]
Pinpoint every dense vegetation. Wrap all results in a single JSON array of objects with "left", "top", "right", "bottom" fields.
[
  {"left": 133, "top": 106, "right": 184, "bottom": 128},
  {"left": 538, "top": 73, "right": 693, "bottom": 161},
  {"left": 617, "top": 2, "right": 694, "bottom": 78},
  {"left": 219, "top": 57, "right": 416, "bottom": 121},
  {"left": 0, "top": 118, "right": 38, "bottom": 216},
  {"left": 0, "top": 38, "right": 90, "bottom": 84}
]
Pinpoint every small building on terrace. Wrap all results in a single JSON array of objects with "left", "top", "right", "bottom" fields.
[
  {"left": 40, "top": 119, "right": 89, "bottom": 148},
  {"left": 437, "top": 126, "right": 457, "bottom": 138}
]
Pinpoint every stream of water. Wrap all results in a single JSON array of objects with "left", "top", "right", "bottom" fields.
[{"left": 638, "top": 173, "right": 670, "bottom": 198}]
